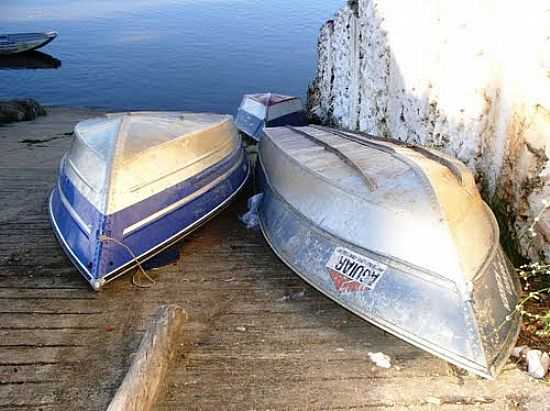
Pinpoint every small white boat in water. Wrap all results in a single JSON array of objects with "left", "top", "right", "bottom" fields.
[
  {"left": 0, "top": 32, "right": 57, "bottom": 55},
  {"left": 49, "top": 112, "right": 249, "bottom": 290},
  {"left": 256, "top": 125, "right": 521, "bottom": 378}
]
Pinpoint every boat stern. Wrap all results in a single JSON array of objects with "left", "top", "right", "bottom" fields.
[
  {"left": 265, "top": 110, "right": 307, "bottom": 128},
  {"left": 468, "top": 247, "right": 522, "bottom": 377},
  {"left": 48, "top": 155, "right": 126, "bottom": 290},
  {"left": 48, "top": 183, "right": 103, "bottom": 289},
  {"left": 235, "top": 108, "right": 264, "bottom": 141}
]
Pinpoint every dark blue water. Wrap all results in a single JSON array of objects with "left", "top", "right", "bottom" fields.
[{"left": 0, "top": 0, "right": 341, "bottom": 113}]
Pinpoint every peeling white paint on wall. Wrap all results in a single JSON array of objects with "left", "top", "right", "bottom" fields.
[{"left": 308, "top": 0, "right": 550, "bottom": 261}]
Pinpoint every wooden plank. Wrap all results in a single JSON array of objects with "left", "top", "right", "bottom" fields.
[
  {"left": 0, "top": 276, "right": 89, "bottom": 289},
  {"left": 0, "top": 329, "right": 106, "bottom": 347},
  {"left": 0, "top": 313, "right": 125, "bottom": 330},
  {"left": 0, "top": 364, "right": 77, "bottom": 384},
  {"left": 0, "top": 287, "right": 95, "bottom": 299},
  {"left": 0, "top": 346, "right": 91, "bottom": 365},
  {"left": 0, "top": 383, "right": 57, "bottom": 408},
  {"left": 0, "top": 382, "right": 117, "bottom": 409},
  {"left": 158, "top": 376, "right": 511, "bottom": 410},
  {"left": 179, "top": 355, "right": 447, "bottom": 381},
  {"left": 0, "top": 299, "right": 105, "bottom": 314},
  {"left": 107, "top": 305, "right": 186, "bottom": 411}
]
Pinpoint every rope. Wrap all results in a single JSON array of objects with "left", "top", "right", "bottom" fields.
[{"left": 99, "top": 235, "right": 156, "bottom": 288}]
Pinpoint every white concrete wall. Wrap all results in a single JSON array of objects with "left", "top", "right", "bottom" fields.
[{"left": 309, "top": 0, "right": 550, "bottom": 262}]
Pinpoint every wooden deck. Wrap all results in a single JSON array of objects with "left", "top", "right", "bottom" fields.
[{"left": 0, "top": 108, "right": 548, "bottom": 410}]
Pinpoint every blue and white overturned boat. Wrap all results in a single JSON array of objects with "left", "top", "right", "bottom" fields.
[
  {"left": 235, "top": 93, "right": 306, "bottom": 141},
  {"left": 0, "top": 32, "right": 57, "bottom": 55},
  {"left": 49, "top": 112, "right": 249, "bottom": 290},
  {"left": 256, "top": 125, "right": 521, "bottom": 378}
]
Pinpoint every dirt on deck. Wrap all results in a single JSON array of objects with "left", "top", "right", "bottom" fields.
[{"left": 0, "top": 108, "right": 548, "bottom": 411}]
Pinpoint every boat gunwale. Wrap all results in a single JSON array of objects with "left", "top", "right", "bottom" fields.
[{"left": 243, "top": 93, "right": 301, "bottom": 106}]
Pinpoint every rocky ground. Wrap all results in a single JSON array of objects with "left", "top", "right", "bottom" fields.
[{"left": 0, "top": 99, "right": 47, "bottom": 125}]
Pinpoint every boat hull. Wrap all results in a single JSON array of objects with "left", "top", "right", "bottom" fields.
[
  {"left": 235, "top": 109, "right": 307, "bottom": 141},
  {"left": 0, "top": 32, "right": 57, "bottom": 55},
  {"left": 256, "top": 139, "right": 521, "bottom": 379},
  {"left": 50, "top": 146, "right": 249, "bottom": 290}
]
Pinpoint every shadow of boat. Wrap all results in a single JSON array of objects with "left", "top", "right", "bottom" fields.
[{"left": 0, "top": 51, "right": 61, "bottom": 70}]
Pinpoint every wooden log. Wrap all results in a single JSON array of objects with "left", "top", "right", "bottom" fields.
[{"left": 107, "top": 304, "right": 186, "bottom": 411}]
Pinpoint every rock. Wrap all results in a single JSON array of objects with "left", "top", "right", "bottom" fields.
[
  {"left": 368, "top": 351, "right": 391, "bottom": 368},
  {"left": 425, "top": 397, "right": 442, "bottom": 406},
  {"left": 526, "top": 350, "right": 550, "bottom": 379},
  {"left": 278, "top": 290, "right": 305, "bottom": 302},
  {"left": 309, "top": 1, "right": 550, "bottom": 261},
  {"left": 511, "top": 345, "right": 529, "bottom": 358},
  {"left": 0, "top": 99, "right": 47, "bottom": 125},
  {"left": 524, "top": 393, "right": 550, "bottom": 411}
]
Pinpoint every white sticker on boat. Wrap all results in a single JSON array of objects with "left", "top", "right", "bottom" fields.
[{"left": 326, "top": 247, "right": 386, "bottom": 290}]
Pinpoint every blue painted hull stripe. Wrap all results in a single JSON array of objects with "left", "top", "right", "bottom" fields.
[
  {"left": 122, "top": 150, "right": 246, "bottom": 237},
  {"left": 235, "top": 110, "right": 264, "bottom": 140},
  {"left": 57, "top": 177, "right": 92, "bottom": 237},
  {"left": 50, "top": 149, "right": 250, "bottom": 289},
  {"left": 49, "top": 192, "right": 96, "bottom": 283}
]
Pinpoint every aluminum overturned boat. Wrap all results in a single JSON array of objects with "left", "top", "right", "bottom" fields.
[
  {"left": 50, "top": 112, "right": 249, "bottom": 290},
  {"left": 0, "top": 32, "right": 57, "bottom": 55},
  {"left": 256, "top": 125, "right": 521, "bottom": 378},
  {"left": 235, "top": 93, "right": 306, "bottom": 141}
]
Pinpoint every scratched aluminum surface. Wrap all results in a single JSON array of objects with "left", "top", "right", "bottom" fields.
[
  {"left": 256, "top": 125, "right": 521, "bottom": 378},
  {"left": 66, "top": 112, "right": 239, "bottom": 214}
]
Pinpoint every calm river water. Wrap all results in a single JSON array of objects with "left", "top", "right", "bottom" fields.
[{"left": 0, "top": 0, "right": 341, "bottom": 113}]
